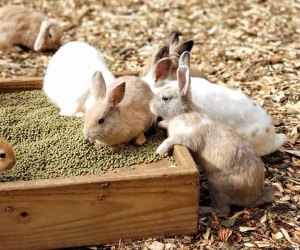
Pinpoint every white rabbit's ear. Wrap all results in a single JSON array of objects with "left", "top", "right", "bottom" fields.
[
  {"left": 34, "top": 20, "right": 52, "bottom": 51},
  {"left": 109, "top": 82, "right": 126, "bottom": 107},
  {"left": 177, "top": 65, "right": 190, "bottom": 97},
  {"left": 165, "top": 31, "right": 181, "bottom": 46},
  {"left": 172, "top": 40, "right": 194, "bottom": 56},
  {"left": 152, "top": 57, "right": 172, "bottom": 87},
  {"left": 179, "top": 51, "right": 190, "bottom": 68},
  {"left": 92, "top": 71, "right": 106, "bottom": 100}
]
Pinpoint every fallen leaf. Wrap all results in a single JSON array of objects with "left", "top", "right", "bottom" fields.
[
  {"left": 221, "top": 217, "right": 237, "bottom": 228},
  {"left": 218, "top": 228, "right": 233, "bottom": 242}
]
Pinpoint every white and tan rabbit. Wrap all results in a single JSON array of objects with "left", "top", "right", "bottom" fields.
[
  {"left": 143, "top": 40, "right": 285, "bottom": 156},
  {"left": 0, "top": 5, "right": 61, "bottom": 51},
  {"left": 83, "top": 72, "right": 154, "bottom": 152},
  {"left": 140, "top": 31, "right": 205, "bottom": 87},
  {"left": 43, "top": 41, "right": 115, "bottom": 116},
  {"left": 0, "top": 139, "right": 16, "bottom": 173},
  {"left": 150, "top": 52, "right": 274, "bottom": 216}
]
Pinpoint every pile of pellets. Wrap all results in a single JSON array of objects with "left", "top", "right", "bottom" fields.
[{"left": 0, "top": 90, "right": 172, "bottom": 182}]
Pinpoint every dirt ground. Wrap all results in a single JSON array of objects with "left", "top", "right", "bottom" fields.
[{"left": 0, "top": 0, "right": 299, "bottom": 249}]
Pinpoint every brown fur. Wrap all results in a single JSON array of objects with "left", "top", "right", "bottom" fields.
[
  {"left": 84, "top": 73, "right": 154, "bottom": 151},
  {"left": 0, "top": 5, "right": 61, "bottom": 51},
  {"left": 0, "top": 139, "right": 16, "bottom": 172},
  {"left": 140, "top": 32, "right": 207, "bottom": 80},
  {"left": 150, "top": 52, "right": 274, "bottom": 216}
]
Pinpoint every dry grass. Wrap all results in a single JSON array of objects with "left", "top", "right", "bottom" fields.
[{"left": 0, "top": 0, "right": 299, "bottom": 249}]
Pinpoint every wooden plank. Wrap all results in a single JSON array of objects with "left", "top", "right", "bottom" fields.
[
  {"left": 0, "top": 155, "right": 199, "bottom": 249},
  {"left": 0, "top": 70, "right": 141, "bottom": 92}
]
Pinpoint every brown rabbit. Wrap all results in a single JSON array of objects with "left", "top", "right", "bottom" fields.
[
  {"left": 140, "top": 31, "right": 206, "bottom": 87},
  {"left": 0, "top": 139, "right": 16, "bottom": 172},
  {"left": 0, "top": 5, "right": 61, "bottom": 51},
  {"left": 84, "top": 72, "right": 154, "bottom": 152},
  {"left": 150, "top": 52, "right": 274, "bottom": 216}
]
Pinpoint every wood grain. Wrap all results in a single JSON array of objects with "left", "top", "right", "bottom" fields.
[
  {"left": 0, "top": 148, "right": 199, "bottom": 249},
  {"left": 0, "top": 70, "right": 141, "bottom": 92}
]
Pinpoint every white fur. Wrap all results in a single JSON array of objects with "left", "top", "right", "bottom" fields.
[
  {"left": 201, "top": 114, "right": 214, "bottom": 126},
  {"left": 142, "top": 72, "right": 176, "bottom": 94},
  {"left": 144, "top": 74, "right": 286, "bottom": 156},
  {"left": 177, "top": 120, "right": 194, "bottom": 135},
  {"left": 43, "top": 41, "right": 115, "bottom": 116}
]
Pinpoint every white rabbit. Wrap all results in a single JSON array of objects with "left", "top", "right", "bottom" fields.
[
  {"left": 142, "top": 46, "right": 286, "bottom": 156},
  {"left": 43, "top": 41, "right": 115, "bottom": 116},
  {"left": 150, "top": 52, "right": 274, "bottom": 216}
]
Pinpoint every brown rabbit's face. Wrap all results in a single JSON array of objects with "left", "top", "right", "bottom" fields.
[
  {"left": 0, "top": 140, "right": 16, "bottom": 172},
  {"left": 83, "top": 101, "right": 122, "bottom": 145},
  {"left": 84, "top": 74, "right": 127, "bottom": 146},
  {"left": 45, "top": 24, "right": 61, "bottom": 50}
]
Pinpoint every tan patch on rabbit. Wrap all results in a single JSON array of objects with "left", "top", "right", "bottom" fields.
[{"left": 0, "top": 139, "right": 16, "bottom": 172}]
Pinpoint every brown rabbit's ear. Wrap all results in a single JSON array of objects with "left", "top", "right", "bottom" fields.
[
  {"left": 165, "top": 31, "right": 182, "bottom": 46},
  {"left": 152, "top": 58, "right": 172, "bottom": 87},
  {"left": 177, "top": 65, "right": 190, "bottom": 97},
  {"left": 34, "top": 20, "right": 53, "bottom": 51},
  {"left": 172, "top": 40, "right": 194, "bottom": 56},
  {"left": 153, "top": 45, "right": 169, "bottom": 64},
  {"left": 109, "top": 82, "right": 126, "bottom": 107},
  {"left": 92, "top": 71, "right": 106, "bottom": 100},
  {"left": 179, "top": 51, "right": 191, "bottom": 68}
]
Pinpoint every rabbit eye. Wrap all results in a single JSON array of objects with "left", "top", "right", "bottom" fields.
[
  {"left": 0, "top": 153, "right": 6, "bottom": 159},
  {"left": 162, "top": 96, "right": 169, "bottom": 102},
  {"left": 98, "top": 118, "right": 105, "bottom": 124},
  {"left": 48, "top": 33, "right": 52, "bottom": 38}
]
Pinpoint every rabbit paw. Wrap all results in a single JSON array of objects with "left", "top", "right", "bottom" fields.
[
  {"left": 134, "top": 133, "right": 146, "bottom": 145},
  {"left": 158, "top": 120, "right": 169, "bottom": 129},
  {"left": 156, "top": 140, "right": 173, "bottom": 155}
]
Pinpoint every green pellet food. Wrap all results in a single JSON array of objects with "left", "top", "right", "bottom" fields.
[{"left": 0, "top": 90, "right": 173, "bottom": 182}]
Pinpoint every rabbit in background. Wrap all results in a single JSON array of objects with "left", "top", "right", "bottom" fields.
[
  {"left": 0, "top": 5, "right": 61, "bottom": 51},
  {"left": 140, "top": 31, "right": 206, "bottom": 85},
  {"left": 150, "top": 51, "right": 274, "bottom": 216},
  {"left": 141, "top": 33, "right": 285, "bottom": 156}
]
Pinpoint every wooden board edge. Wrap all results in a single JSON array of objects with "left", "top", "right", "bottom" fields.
[{"left": 0, "top": 70, "right": 141, "bottom": 92}]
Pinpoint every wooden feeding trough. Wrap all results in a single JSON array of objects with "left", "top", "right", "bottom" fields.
[{"left": 0, "top": 74, "right": 200, "bottom": 250}]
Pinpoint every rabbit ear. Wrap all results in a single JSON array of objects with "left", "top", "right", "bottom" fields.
[
  {"left": 179, "top": 51, "right": 191, "bottom": 68},
  {"left": 152, "top": 57, "right": 172, "bottom": 87},
  {"left": 172, "top": 40, "right": 194, "bottom": 56},
  {"left": 165, "top": 31, "right": 181, "bottom": 46},
  {"left": 34, "top": 20, "right": 53, "bottom": 51},
  {"left": 153, "top": 45, "right": 169, "bottom": 64},
  {"left": 92, "top": 71, "right": 106, "bottom": 100},
  {"left": 109, "top": 82, "right": 126, "bottom": 107},
  {"left": 177, "top": 65, "right": 190, "bottom": 97}
]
